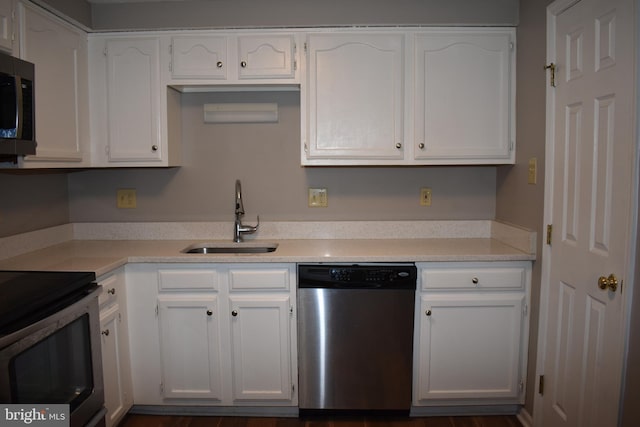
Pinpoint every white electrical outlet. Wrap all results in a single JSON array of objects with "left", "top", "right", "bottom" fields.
[{"left": 308, "top": 188, "right": 328, "bottom": 207}]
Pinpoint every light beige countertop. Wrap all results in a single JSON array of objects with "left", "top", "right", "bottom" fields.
[{"left": 0, "top": 237, "right": 535, "bottom": 278}]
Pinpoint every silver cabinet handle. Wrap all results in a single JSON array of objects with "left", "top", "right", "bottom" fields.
[
  {"left": 425, "top": 310, "right": 432, "bottom": 316},
  {"left": 418, "top": 143, "right": 425, "bottom": 149},
  {"left": 472, "top": 277, "right": 479, "bottom": 284},
  {"left": 206, "top": 310, "right": 213, "bottom": 316},
  {"left": 151, "top": 145, "right": 158, "bottom": 152},
  {"left": 216, "top": 61, "right": 223, "bottom": 68},
  {"left": 101, "top": 329, "right": 110, "bottom": 336},
  {"left": 107, "top": 288, "right": 116, "bottom": 295},
  {"left": 395, "top": 143, "right": 402, "bottom": 149},
  {"left": 240, "top": 61, "right": 247, "bottom": 68},
  {"left": 231, "top": 310, "right": 238, "bottom": 317}
]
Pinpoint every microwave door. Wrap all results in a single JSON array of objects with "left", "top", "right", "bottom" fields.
[
  {"left": 15, "top": 76, "right": 23, "bottom": 140},
  {"left": 0, "top": 73, "right": 17, "bottom": 138}
]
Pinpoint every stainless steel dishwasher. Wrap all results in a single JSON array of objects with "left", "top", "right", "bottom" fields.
[{"left": 297, "top": 263, "right": 417, "bottom": 413}]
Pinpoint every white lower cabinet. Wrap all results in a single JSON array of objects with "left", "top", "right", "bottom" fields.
[
  {"left": 157, "top": 294, "right": 223, "bottom": 400},
  {"left": 227, "top": 266, "right": 294, "bottom": 404},
  {"left": 126, "top": 263, "right": 297, "bottom": 408},
  {"left": 413, "top": 261, "right": 531, "bottom": 407},
  {"left": 98, "top": 268, "right": 133, "bottom": 427}
]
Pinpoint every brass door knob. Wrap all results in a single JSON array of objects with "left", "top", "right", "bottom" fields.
[{"left": 598, "top": 274, "right": 618, "bottom": 292}]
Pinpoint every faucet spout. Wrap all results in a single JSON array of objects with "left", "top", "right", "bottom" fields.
[
  {"left": 235, "top": 179, "right": 245, "bottom": 216},
  {"left": 234, "top": 179, "right": 258, "bottom": 242}
]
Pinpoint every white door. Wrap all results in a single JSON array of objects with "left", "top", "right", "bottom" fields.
[
  {"left": 100, "top": 304, "right": 129, "bottom": 427},
  {"left": 537, "top": 0, "right": 636, "bottom": 425},
  {"left": 229, "top": 295, "right": 292, "bottom": 402},
  {"left": 415, "top": 293, "right": 524, "bottom": 402},
  {"left": 237, "top": 35, "right": 295, "bottom": 79},
  {"left": 305, "top": 33, "right": 405, "bottom": 162},
  {"left": 0, "top": 0, "right": 13, "bottom": 52},
  {"left": 106, "top": 38, "right": 162, "bottom": 162},
  {"left": 20, "top": 3, "right": 87, "bottom": 162},
  {"left": 157, "top": 295, "right": 223, "bottom": 400},
  {"left": 414, "top": 30, "right": 515, "bottom": 163}
]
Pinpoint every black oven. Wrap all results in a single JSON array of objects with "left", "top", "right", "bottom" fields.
[{"left": 0, "top": 271, "right": 105, "bottom": 427}]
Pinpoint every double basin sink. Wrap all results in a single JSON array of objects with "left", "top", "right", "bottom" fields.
[{"left": 181, "top": 242, "right": 278, "bottom": 254}]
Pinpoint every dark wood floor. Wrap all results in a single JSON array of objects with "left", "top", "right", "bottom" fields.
[{"left": 120, "top": 414, "right": 523, "bottom": 427}]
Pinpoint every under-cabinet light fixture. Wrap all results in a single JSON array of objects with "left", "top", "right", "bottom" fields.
[{"left": 203, "top": 103, "right": 278, "bottom": 123}]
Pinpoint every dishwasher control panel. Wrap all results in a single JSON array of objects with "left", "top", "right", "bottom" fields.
[{"left": 298, "top": 264, "right": 416, "bottom": 289}]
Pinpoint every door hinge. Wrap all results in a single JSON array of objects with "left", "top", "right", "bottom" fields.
[
  {"left": 510, "top": 140, "right": 515, "bottom": 151},
  {"left": 155, "top": 304, "right": 159, "bottom": 317},
  {"left": 544, "top": 63, "right": 556, "bottom": 87},
  {"left": 304, "top": 42, "right": 307, "bottom": 53},
  {"left": 538, "top": 375, "right": 544, "bottom": 395},
  {"left": 289, "top": 305, "right": 294, "bottom": 316},
  {"left": 523, "top": 303, "right": 528, "bottom": 317},
  {"left": 160, "top": 382, "right": 164, "bottom": 394},
  {"left": 546, "top": 224, "right": 553, "bottom": 245},
  {"left": 519, "top": 379, "right": 524, "bottom": 393},
  {"left": 103, "top": 47, "right": 108, "bottom": 57},
  {"left": 509, "top": 41, "right": 515, "bottom": 52}
]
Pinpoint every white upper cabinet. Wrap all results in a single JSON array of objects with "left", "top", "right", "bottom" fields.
[
  {"left": 170, "top": 35, "right": 227, "bottom": 79},
  {"left": 414, "top": 29, "right": 515, "bottom": 164},
  {"left": 237, "top": 34, "right": 296, "bottom": 79},
  {"left": 301, "top": 28, "right": 516, "bottom": 166},
  {"left": 303, "top": 33, "right": 406, "bottom": 164},
  {"left": 0, "top": 0, "right": 13, "bottom": 53},
  {"left": 18, "top": 1, "right": 89, "bottom": 167},
  {"left": 106, "top": 38, "right": 162, "bottom": 162},
  {"left": 89, "top": 35, "right": 181, "bottom": 167},
  {"left": 167, "top": 33, "right": 298, "bottom": 85}
]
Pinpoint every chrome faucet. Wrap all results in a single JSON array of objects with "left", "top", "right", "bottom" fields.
[{"left": 234, "top": 179, "right": 259, "bottom": 242}]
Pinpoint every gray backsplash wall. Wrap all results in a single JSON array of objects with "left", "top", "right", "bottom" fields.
[
  {"left": 68, "top": 91, "right": 496, "bottom": 223},
  {"left": 0, "top": 172, "right": 70, "bottom": 237}
]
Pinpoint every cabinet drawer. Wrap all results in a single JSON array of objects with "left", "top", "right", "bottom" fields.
[
  {"left": 229, "top": 267, "right": 290, "bottom": 291},
  {"left": 98, "top": 273, "right": 121, "bottom": 308},
  {"left": 421, "top": 263, "right": 525, "bottom": 290},
  {"left": 158, "top": 269, "right": 219, "bottom": 291}
]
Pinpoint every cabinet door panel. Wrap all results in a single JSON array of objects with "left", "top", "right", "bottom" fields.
[
  {"left": 306, "top": 34, "right": 405, "bottom": 161},
  {"left": 229, "top": 295, "right": 292, "bottom": 401},
  {"left": 238, "top": 35, "right": 294, "bottom": 79},
  {"left": 106, "top": 38, "right": 161, "bottom": 161},
  {"left": 20, "top": 3, "right": 87, "bottom": 162},
  {"left": 157, "top": 295, "right": 222, "bottom": 400},
  {"left": 171, "top": 36, "right": 227, "bottom": 79},
  {"left": 0, "top": 0, "right": 12, "bottom": 52},
  {"left": 414, "top": 31, "right": 514, "bottom": 162},
  {"left": 100, "top": 304, "right": 131, "bottom": 427},
  {"left": 415, "top": 293, "right": 523, "bottom": 401}
]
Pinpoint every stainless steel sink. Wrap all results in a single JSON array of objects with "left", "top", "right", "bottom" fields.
[{"left": 181, "top": 242, "right": 278, "bottom": 254}]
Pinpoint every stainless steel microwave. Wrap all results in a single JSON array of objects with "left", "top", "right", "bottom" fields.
[{"left": 0, "top": 51, "right": 36, "bottom": 157}]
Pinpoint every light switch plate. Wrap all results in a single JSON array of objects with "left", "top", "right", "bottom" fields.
[
  {"left": 420, "top": 188, "right": 432, "bottom": 206},
  {"left": 528, "top": 158, "right": 537, "bottom": 184},
  {"left": 117, "top": 189, "right": 137, "bottom": 209},
  {"left": 308, "top": 188, "right": 328, "bottom": 207}
]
